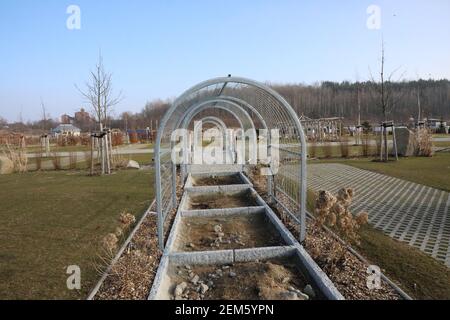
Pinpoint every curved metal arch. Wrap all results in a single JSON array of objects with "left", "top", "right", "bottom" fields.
[
  {"left": 193, "top": 117, "right": 228, "bottom": 152},
  {"left": 181, "top": 101, "right": 258, "bottom": 165},
  {"left": 193, "top": 116, "right": 228, "bottom": 133},
  {"left": 181, "top": 101, "right": 255, "bottom": 133},
  {"left": 216, "top": 95, "right": 268, "bottom": 131},
  {"left": 192, "top": 116, "right": 230, "bottom": 168},
  {"left": 155, "top": 76, "right": 307, "bottom": 250}
]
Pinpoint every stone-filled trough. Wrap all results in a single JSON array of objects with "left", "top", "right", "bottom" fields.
[
  {"left": 172, "top": 209, "right": 287, "bottom": 252},
  {"left": 152, "top": 248, "right": 325, "bottom": 300}
]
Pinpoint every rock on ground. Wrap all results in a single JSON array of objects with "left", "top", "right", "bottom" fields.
[{"left": 127, "top": 160, "right": 140, "bottom": 169}]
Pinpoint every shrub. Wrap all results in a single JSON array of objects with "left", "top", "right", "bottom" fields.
[
  {"left": 339, "top": 138, "right": 350, "bottom": 158},
  {"left": 129, "top": 132, "right": 138, "bottom": 144},
  {"left": 51, "top": 152, "right": 62, "bottom": 170},
  {"left": 111, "top": 133, "right": 124, "bottom": 147},
  {"left": 361, "top": 134, "right": 369, "bottom": 157},
  {"left": 323, "top": 143, "right": 333, "bottom": 158},
  {"left": 35, "top": 152, "right": 43, "bottom": 171},
  {"left": 69, "top": 151, "right": 77, "bottom": 170},
  {"left": 84, "top": 151, "right": 92, "bottom": 170},
  {"left": 309, "top": 142, "right": 317, "bottom": 158}
]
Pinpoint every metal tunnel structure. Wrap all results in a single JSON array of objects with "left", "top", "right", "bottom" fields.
[{"left": 155, "top": 76, "right": 307, "bottom": 249}]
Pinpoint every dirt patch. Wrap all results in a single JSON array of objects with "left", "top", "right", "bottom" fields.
[
  {"left": 175, "top": 213, "right": 286, "bottom": 251},
  {"left": 188, "top": 190, "right": 258, "bottom": 210},
  {"left": 168, "top": 258, "right": 319, "bottom": 300},
  {"left": 193, "top": 174, "right": 244, "bottom": 186}
]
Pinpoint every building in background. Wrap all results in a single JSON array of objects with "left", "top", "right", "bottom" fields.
[{"left": 51, "top": 124, "right": 81, "bottom": 137}]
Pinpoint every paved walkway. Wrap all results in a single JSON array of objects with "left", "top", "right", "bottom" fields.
[{"left": 307, "top": 163, "right": 450, "bottom": 267}]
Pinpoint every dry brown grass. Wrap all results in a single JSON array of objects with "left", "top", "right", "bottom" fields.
[
  {"left": 413, "top": 128, "right": 433, "bottom": 157},
  {"left": 69, "top": 151, "right": 77, "bottom": 170},
  {"left": 51, "top": 152, "right": 62, "bottom": 170},
  {"left": 309, "top": 142, "right": 317, "bottom": 158},
  {"left": 323, "top": 143, "right": 333, "bottom": 158},
  {"left": 2, "top": 140, "right": 28, "bottom": 173},
  {"left": 339, "top": 139, "right": 350, "bottom": 158}
]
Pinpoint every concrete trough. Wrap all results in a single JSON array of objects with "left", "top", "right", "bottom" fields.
[
  {"left": 185, "top": 171, "right": 253, "bottom": 192},
  {"left": 182, "top": 188, "right": 260, "bottom": 211},
  {"left": 168, "top": 207, "right": 290, "bottom": 252},
  {"left": 148, "top": 245, "right": 344, "bottom": 300}
]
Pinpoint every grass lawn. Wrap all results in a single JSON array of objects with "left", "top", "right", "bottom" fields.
[
  {"left": 121, "top": 153, "right": 153, "bottom": 165},
  {"left": 310, "top": 152, "right": 450, "bottom": 192},
  {"left": 0, "top": 169, "right": 154, "bottom": 299},
  {"left": 434, "top": 141, "right": 450, "bottom": 148},
  {"left": 306, "top": 190, "right": 450, "bottom": 300}
]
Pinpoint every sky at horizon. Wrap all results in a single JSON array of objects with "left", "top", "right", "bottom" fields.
[{"left": 1, "top": 0, "right": 449, "bottom": 122}]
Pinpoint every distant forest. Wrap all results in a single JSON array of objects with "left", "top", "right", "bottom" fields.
[
  {"left": 113, "top": 79, "right": 450, "bottom": 129},
  {"left": 271, "top": 79, "right": 450, "bottom": 124},
  {"left": 134, "top": 79, "right": 450, "bottom": 127}
]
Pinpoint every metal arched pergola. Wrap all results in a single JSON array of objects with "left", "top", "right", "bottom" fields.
[{"left": 155, "top": 76, "right": 307, "bottom": 249}]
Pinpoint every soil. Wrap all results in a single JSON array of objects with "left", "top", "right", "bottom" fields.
[
  {"left": 175, "top": 213, "right": 286, "bottom": 251},
  {"left": 193, "top": 174, "right": 244, "bottom": 186},
  {"left": 169, "top": 258, "right": 318, "bottom": 300},
  {"left": 189, "top": 190, "right": 258, "bottom": 210}
]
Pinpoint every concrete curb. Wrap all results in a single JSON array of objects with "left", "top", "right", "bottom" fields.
[{"left": 181, "top": 206, "right": 266, "bottom": 217}]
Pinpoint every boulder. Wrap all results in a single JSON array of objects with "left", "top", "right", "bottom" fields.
[
  {"left": 0, "top": 156, "right": 14, "bottom": 174},
  {"left": 126, "top": 160, "right": 140, "bottom": 169},
  {"left": 395, "top": 127, "right": 415, "bottom": 157}
]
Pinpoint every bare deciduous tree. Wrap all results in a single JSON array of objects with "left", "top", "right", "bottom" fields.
[
  {"left": 369, "top": 40, "right": 406, "bottom": 161},
  {"left": 76, "top": 53, "right": 123, "bottom": 175},
  {"left": 76, "top": 53, "right": 122, "bottom": 131}
]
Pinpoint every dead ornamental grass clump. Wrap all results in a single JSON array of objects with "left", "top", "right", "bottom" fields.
[
  {"left": 2, "top": 141, "right": 28, "bottom": 173},
  {"left": 51, "top": 152, "right": 62, "bottom": 170},
  {"left": 314, "top": 188, "right": 368, "bottom": 246},
  {"left": 69, "top": 151, "right": 77, "bottom": 170},
  {"left": 100, "top": 212, "right": 137, "bottom": 253},
  {"left": 309, "top": 142, "right": 317, "bottom": 158},
  {"left": 322, "top": 142, "right": 333, "bottom": 158},
  {"left": 339, "top": 138, "right": 350, "bottom": 158},
  {"left": 413, "top": 128, "right": 433, "bottom": 157}
]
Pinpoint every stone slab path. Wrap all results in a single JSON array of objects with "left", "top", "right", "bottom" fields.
[{"left": 307, "top": 163, "right": 450, "bottom": 267}]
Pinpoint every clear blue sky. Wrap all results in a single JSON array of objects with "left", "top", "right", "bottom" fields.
[{"left": 1, "top": 0, "right": 449, "bottom": 122}]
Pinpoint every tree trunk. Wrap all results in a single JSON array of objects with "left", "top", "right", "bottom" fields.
[{"left": 383, "top": 125, "right": 388, "bottom": 161}]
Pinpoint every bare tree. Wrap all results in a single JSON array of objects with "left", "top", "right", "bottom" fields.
[
  {"left": 76, "top": 53, "right": 122, "bottom": 174},
  {"left": 76, "top": 53, "right": 122, "bottom": 131},
  {"left": 369, "top": 40, "right": 406, "bottom": 161}
]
